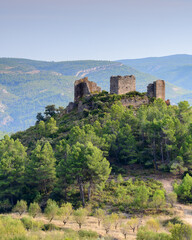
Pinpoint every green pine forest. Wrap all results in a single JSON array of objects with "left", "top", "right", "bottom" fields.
[{"left": 1, "top": 89, "right": 192, "bottom": 239}]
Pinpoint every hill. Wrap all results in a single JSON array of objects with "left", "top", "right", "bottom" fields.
[
  {"left": 117, "top": 54, "right": 192, "bottom": 91},
  {"left": 2, "top": 88, "right": 192, "bottom": 240},
  {"left": 0, "top": 58, "right": 191, "bottom": 133}
]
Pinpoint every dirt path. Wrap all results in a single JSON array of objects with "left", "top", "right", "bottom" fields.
[{"left": 156, "top": 177, "right": 192, "bottom": 226}]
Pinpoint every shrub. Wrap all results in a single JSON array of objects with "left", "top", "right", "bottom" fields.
[
  {"left": 42, "top": 223, "right": 60, "bottom": 231},
  {"left": 78, "top": 229, "right": 98, "bottom": 238},
  {"left": 167, "top": 192, "right": 177, "bottom": 207},
  {"left": 152, "top": 190, "right": 165, "bottom": 210},
  {"left": 0, "top": 216, "right": 26, "bottom": 239},
  {"left": 134, "top": 185, "right": 149, "bottom": 208},
  {"left": 162, "top": 217, "right": 183, "bottom": 227},
  {"left": 20, "top": 216, "right": 43, "bottom": 230},
  {"left": 174, "top": 174, "right": 192, "bottom": 203},
  {"left": 146, "top": 218, "right": 160, "bottom": 232},
  {"left": 170, "top": 223, "right": 192, "bottom": 240},
  {"left": 137, "top": 228, "right": 171, "bottom": 240}
]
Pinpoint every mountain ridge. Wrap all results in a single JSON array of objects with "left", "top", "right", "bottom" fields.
[{"left": 0, "top": 56, "right": 191, "bottom": 133}]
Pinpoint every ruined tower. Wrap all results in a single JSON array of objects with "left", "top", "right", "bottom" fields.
[
  {"left": 147, "top": 80, "right": 165, "bottom": 100},
  {"left": 110, "top": 75, "right": 136, "bottom": 95},
  {"left": 74, "top": 77, "right": 101, "bottom": 101}
]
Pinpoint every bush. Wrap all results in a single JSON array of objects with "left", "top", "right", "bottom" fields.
[
  {"left": 167, "top": 192, "right": 177, "bottom": 207},
  {"left": 137, "top": 228, "right": 171, "bottom": 240},
  {"left": 174, "top": 174, "right": 192, "bottom": 203},
  {"left": 0, "top": 216, "right": 26, "bottom": 239},
  {"left": 20, "top": 216, "right": 43, "bottom": 231},
  {"left": 42, "top": 223, "right": 60, "bottom": 231},
  {"left": 162, "top": 217, "right": 183, "bottom": 227},
  {"left": 170, "top": 223, "right": 192, "bottom": 240},
  {"left": 78, "top": 229, "right": 98, "bottom": 238}
]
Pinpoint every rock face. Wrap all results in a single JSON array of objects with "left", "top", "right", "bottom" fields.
[
  {"left": 147, "top": 80, "right": 165, "bottom": 100},
  {"left": 110, "top": 75, "right": 136, "bottom": 95},
  {"left": 74, "top": 77, "right": 101, "bottom": 102}
]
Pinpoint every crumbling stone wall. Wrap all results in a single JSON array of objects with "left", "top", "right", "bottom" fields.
[
  {"left": 110, "top": 75, "right": 136, "bottom": 95},
  {"left": 147, "top": 80, "right": 165, "bottom": 100},
  {"left": 74, "top": 77, "right": 101, "bottom": 102}
]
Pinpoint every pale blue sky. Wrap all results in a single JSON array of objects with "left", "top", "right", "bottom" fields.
[{"left": 1, "top": 0, "right": 192, "bottom": 61}]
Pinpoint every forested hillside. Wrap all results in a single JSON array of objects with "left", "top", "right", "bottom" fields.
[
  {"left": 0, "top": 57, "right": 191, "bottom": 133},
  {"left": 6, "top": 92, "right": 192, "bottom": 206},
  {"left": 1, "top": 91, "right": 192, "bottom": 239}
]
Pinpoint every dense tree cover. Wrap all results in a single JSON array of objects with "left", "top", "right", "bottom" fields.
[{"left": 2, "top": 97, "right": 192, "bottom": 207}]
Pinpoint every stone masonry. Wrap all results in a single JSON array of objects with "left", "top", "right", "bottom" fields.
[
  {"left": 74, "top": 77, "right": 101, "bottom": 102},
  {"left": 110, "top": 75, "right": 136, "bottom": 95},
  {"left": 147, "top": 80, "right": 165, "bottom": 100}
]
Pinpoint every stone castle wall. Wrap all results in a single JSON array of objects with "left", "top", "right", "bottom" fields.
[
  {"left": 74, "top": 77, "right": 101, "bottom": 102},
  {"left": 147, "top": 80, "right": 165, "bottom": 100},
  {"left": 67, "top": 75, "right": 167, "bottom": 114},
  {"left": 110, "top": 75, "right": 136, "bottom": 95}
]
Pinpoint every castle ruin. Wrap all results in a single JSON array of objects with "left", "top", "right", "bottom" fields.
[
  {"left": 147, "top": 80, "right": 165, "bottom": 101},
  {"left": 66, "top": 75, "right": 166, "bottom": 113},
  {"left": 110, "top": 75, "right": 136, "bottom": 95},
  {"left": 73, "top": 76, "right": 165, "bottom": 103},
  {"left": 74, "top": 77, "right": 101, "bottom": 102}
]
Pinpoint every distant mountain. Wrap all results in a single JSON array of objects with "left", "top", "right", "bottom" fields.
[
  {"left": 0, "top": 58, "right": 191, "bottom": 132},
  {"left": 117, "top": 54, "right": 192, "bottom": 90}
]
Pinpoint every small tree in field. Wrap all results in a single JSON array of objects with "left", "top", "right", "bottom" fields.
[
  {"left": 103, "top": 215, "right": 113, "bottom": 234},
  {"left": 44, "top": 199, "right": 59, "bottom": 222},
  {"left": 58, "top": 202, "right": 73, "bottom": 225},
  {"left": 167, "top": 192, "right": 177, "bottom": 207},
  {"left": 127, "top": 218, "right": 139, "bottom": 233},
  {"left": 111, "top": 213, "right": 119, "bottom": 229},
  {"left": 28, "top": 202, "right": 41, "bottom": 218},
  {"left": 120, "top": 222, "right": 130, "bottom": 239},
  {"left": 13, "top": 200, "right": 27, "bottom": 216},
  {"left": 95, "top": 208, "right": 105, "bottom": 226},
  {"left": 73, "top": 208, "right": 88, "bottom": 229}
]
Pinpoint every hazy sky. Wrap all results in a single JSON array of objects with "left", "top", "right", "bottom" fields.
[{"left": 1, "top": 0, "right": 192, "bottom": 61}]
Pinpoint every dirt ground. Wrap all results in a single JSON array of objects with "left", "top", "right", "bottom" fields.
[
  {"left": 10, "top": 213, "right": 137, "bottom": 240},
  {"left": 8, "top": 174, "right": 192, "bottom": 240}
]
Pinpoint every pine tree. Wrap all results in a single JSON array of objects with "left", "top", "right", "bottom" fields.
[
  {"left": 26, "top": 141, "right": 56, "bottom": 202},
  {"left": 0, "top": 136, "right": 27, "bottom": 205}
]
